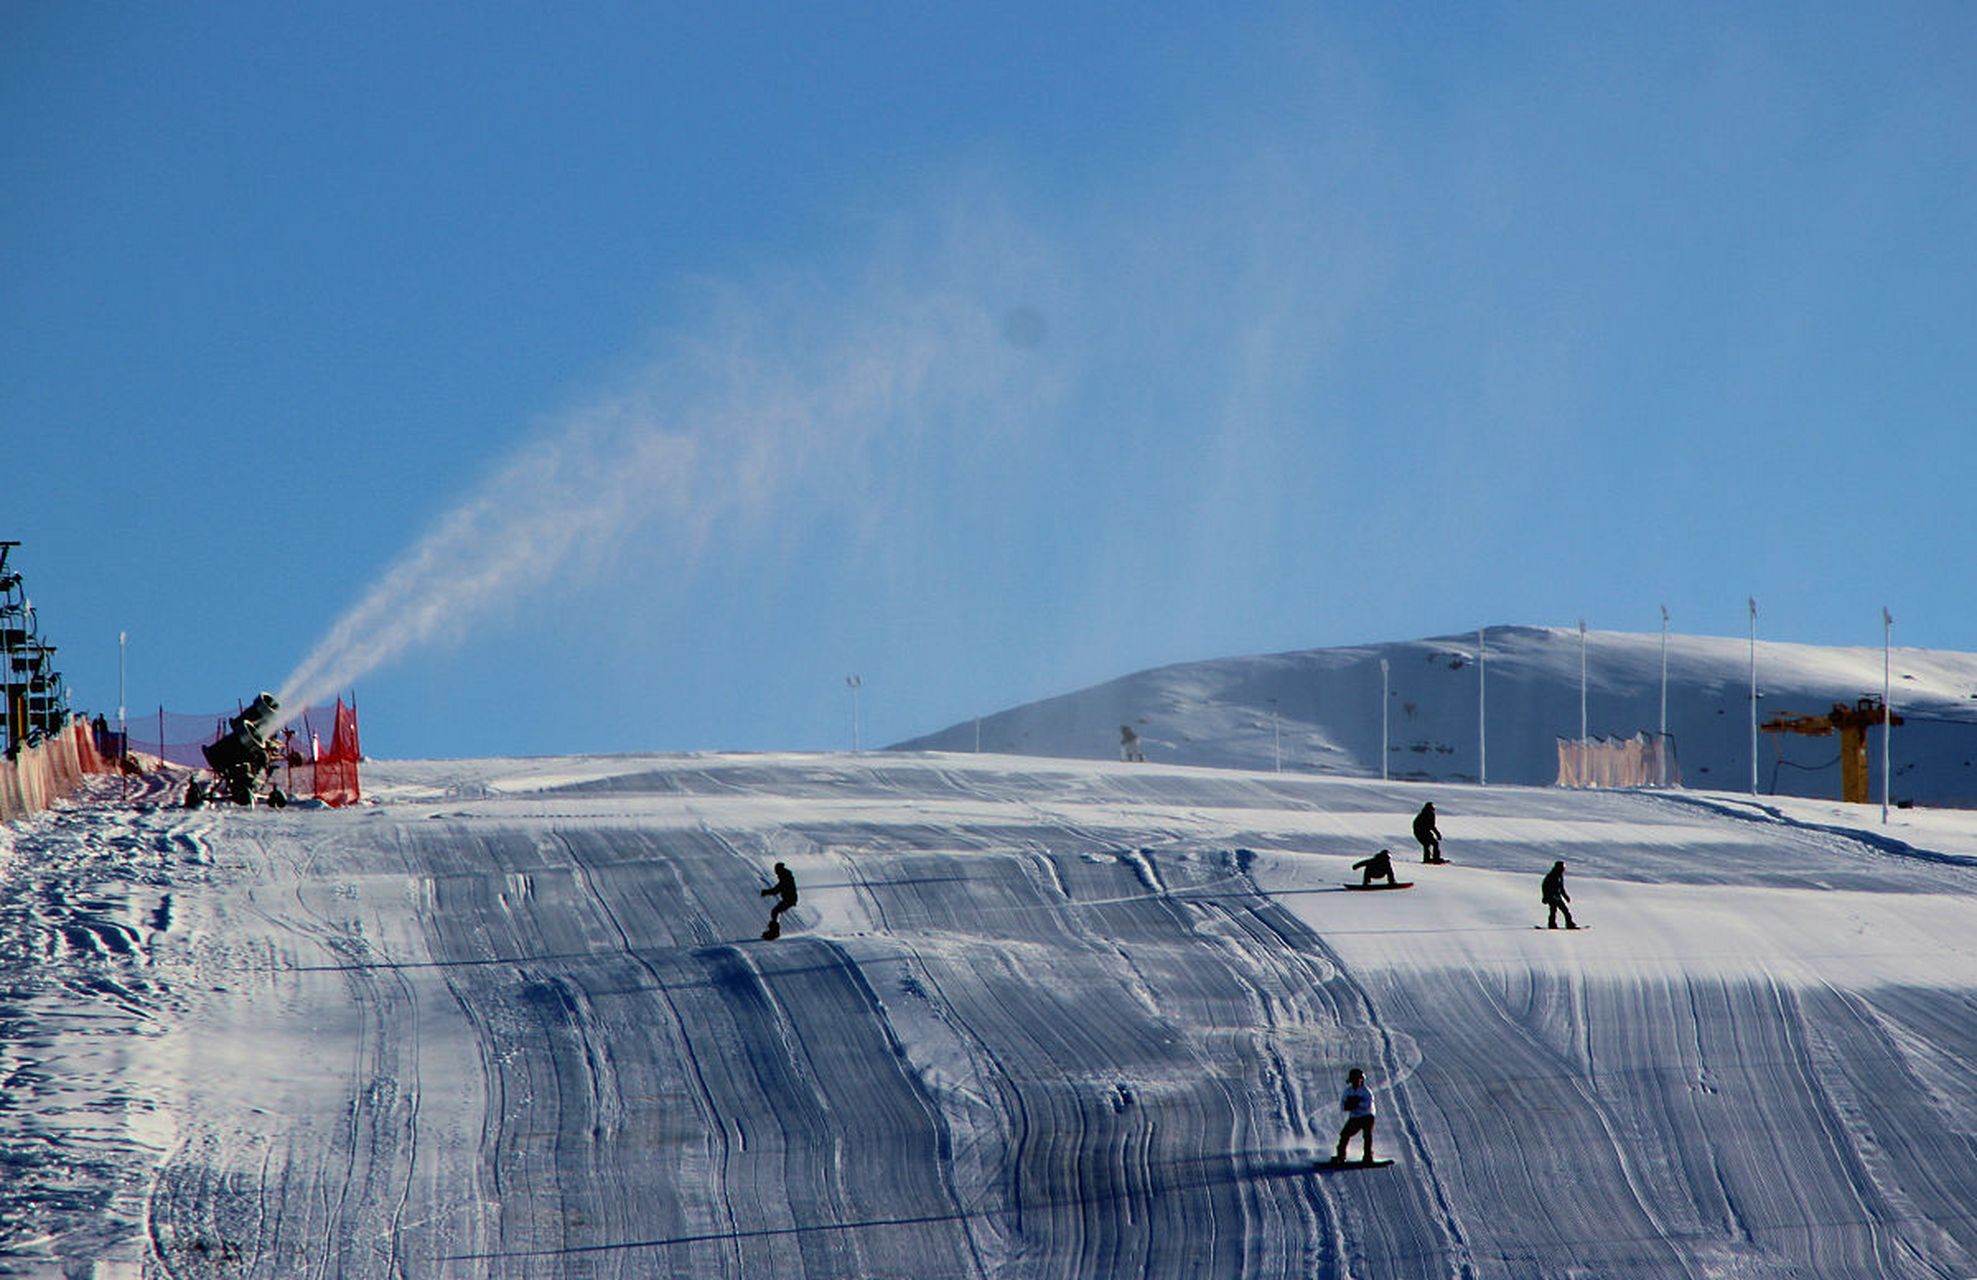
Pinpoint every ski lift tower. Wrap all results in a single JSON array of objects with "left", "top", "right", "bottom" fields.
[
  {"left": 1, "top": 541, "right": 22, "bottom": 751},
  {"left": 1, "top": 543, "right": 72, "bottom": 752},
  {"left": 1760, "top": 697, "right": 1903, "bottom": 805}
]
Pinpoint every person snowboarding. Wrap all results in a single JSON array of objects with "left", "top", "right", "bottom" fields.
[
  {"left": 1351, "top": 848, "right": 1398, "bottom": 888},
  {"left": 1541, "top": 859, "right": 1577, "bottom": 929},
  {"left": 1333, "top": 1067, "right": 1377, "bottom": 1164},
  {"left": 760, "top": 862, "right": 799, "bottom": 939},
  {"left": 1413, "top": 802, "right": 1444, "bottom": 863}
]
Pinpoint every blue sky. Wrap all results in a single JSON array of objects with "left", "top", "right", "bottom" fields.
[{"left": 5, "top": 3, "right": 1972, "bottom": 758}]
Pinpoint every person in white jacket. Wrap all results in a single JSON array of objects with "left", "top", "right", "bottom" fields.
[{"left": 1333, "top": 1067, "right": 1377, "bottom": 1164}]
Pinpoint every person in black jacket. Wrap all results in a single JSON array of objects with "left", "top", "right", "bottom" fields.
[
  {"left": 1351, "top": 849, "right": 1398, "bottom": 887},
  {"left": 1413, "top": 802, "right": 1444, "bottom": 863},
  {"left": 1333, "top": 1068, "right": 1377, "bottom": 1164},
  {"left": 760, "top": 862, "right": 799, "bottom": 939},
  {"left": 1542, "top": 860, "right": 1577, "bottom": 929}
]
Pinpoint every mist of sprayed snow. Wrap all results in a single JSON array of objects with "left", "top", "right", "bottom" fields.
[{"left": 276, "top": 251, "right": 1052, "bottom": 717}]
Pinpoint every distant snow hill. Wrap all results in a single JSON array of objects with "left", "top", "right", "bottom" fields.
[{"left": 893, "top": 626, "right": 1977, "bottom": 808}]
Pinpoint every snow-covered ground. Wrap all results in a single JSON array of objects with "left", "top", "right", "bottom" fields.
[{"left": 5, "top": 750, "right": 1977, "bottom": 1277}]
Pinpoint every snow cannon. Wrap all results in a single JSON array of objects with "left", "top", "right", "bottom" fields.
[{"left": 201, "top": 691, "right": 284, "bottom": 803}]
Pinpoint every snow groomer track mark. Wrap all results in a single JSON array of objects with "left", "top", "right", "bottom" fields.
[{"left": 10, "top": 754, "right": 1977, "bottom": 1276}]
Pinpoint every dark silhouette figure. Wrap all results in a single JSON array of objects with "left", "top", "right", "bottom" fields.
[
  {"left": 1542, "top": 859, "right": 1577, "bottom": 929},
  {"left": 1413, "top": 802, "right": 1444, "bottom": 863},
  {"left": 760, "top": 862, "right": 798, "bottom": 939},
  {"left": 1351, "top": 848, "right": 1398, "bottom": 887},
  {"left": 183, "top": 777, "right": 206, "bottom": 810},
  {"left": 1334, "top": 1067, "right": 1376, "bottom": 1164}
]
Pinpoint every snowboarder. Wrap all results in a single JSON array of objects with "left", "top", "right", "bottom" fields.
[
  {"left": 1413, "top": 801, "right": 1444, "bottom": 863},
  {"left": 1351, "top": 848, "right": 1398, "bottom": 887},
  {"left": 1541, "top": 859, "right": 1577, "bottom": 929},
  {"left": 760, "top": 862, "right": 798, "bottom": 939},
  {"left": 1119, "top": 725, "right": 1144, "bottom": 763},
  {"left": 1333, "top": 1067, "right": 1377, "bottom": 1164}
]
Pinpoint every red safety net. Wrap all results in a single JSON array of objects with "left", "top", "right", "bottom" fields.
[{"left": 311, "top": 699, "right": 362, "bottom": 807}]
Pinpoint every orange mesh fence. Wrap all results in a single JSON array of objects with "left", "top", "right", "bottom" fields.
[{"left": 1, "top": 719, "right": 121, "bottom": 824}]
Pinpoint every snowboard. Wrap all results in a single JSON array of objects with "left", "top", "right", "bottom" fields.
[
  {"left": 1533, "top": 924, "right": 1589, "bottom": 931},
  {"left": 1343, "top": 881, "right": 1414, "bottom": 891},
  {"left": 1317, "top": 1157, "right": 1395, "bottom": 1170}
]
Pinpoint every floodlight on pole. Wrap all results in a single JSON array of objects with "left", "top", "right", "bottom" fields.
[
  {"left": 1477, "top": 627, "right": 1487, "bottom": 786},
  {"left": 1269, "top": 699, "right": 1281, "bottom": 773},
  {"left": 845, "top": 675, "right": 863, "bottom": 754},
  {"left": 1748, "top": 597, "right": 1759, "bottom": 796},
  {"left": 1578, "top": 619, "right": 1588, "bottom": 750},
  {"left": 1379, "top": 656, "right": 1389, "bottom": 782},
  {"left": 118, "top": 630, "right": 127, "bottom": 802},
  {"left": 1658, "top": 605, "right": 1669, "bottom": 787},
  {"left": 1882, "top": 607, "right": 1893, "bottom": 824}
]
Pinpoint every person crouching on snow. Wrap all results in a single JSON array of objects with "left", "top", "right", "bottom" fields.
[
  {"left": 1351, "top": 848, "right": 1397, "bottom": 887},
  {"left": 1334, "top": 1068, "right": 1377, "bottom": 1164},
  {"left": 760, "top": 862, "right": 799, "bottom": 938}
]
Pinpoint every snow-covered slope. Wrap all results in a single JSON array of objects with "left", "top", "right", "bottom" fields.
[
  {"left": 894, "top": 626, "right": 1977, "bottom": 807},
  {"left": 6, "top": 754, "right": 1977, "bottom": 1276}
]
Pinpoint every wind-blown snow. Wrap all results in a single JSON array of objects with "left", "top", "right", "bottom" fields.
[{"left": 7, "top": 751, "right": 1977, "bottom": 1275}]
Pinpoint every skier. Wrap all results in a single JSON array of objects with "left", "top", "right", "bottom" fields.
[
  {"left": 760, "top": 862, "right": 799, "bottom": 939},
  {"left": 1119, "top": 725, "right": 1145, "bottom": 763},
  {"left": 1413, "top": 801, "right": 1444, "bottom": 863},
  {"left": 1541, "top": 859, "right": 1577, "bottom": 929},
  {"left": 1333, "top": 1067, "right": 1377, "bottom": 1164},
  {"left": 1351, "top": 848, "right": 1398, "bottom": 887}
]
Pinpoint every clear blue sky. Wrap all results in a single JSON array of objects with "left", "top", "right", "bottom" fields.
[{"left": 5, "top": 3, "right": 1972, "bottom": 758}]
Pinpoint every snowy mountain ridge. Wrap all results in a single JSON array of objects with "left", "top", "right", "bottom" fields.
[{"left": 895, "top": 625, "right": 1977, "bottom": 806}]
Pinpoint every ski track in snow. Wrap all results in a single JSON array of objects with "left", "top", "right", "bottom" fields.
[{"left": 3, "top": 756, "right": 1977, "bottom": 1276}]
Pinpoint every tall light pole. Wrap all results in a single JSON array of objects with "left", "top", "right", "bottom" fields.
[
  {"left": 1578, "top": 619, "right": 1589, "bottom": 750},
  {"left": 1270, "top": 699, "right": 1281, "bottom": 773},
  {"left": 1379, "top": 656, "right": 1390, "bottom": 782},
  {"left": 118, "top": 630, "right": 128, "bottom": 801},
  {"left": 1658, "top": 605, "right": 1670, "bottom": 787},
  {"left": 1477, "top": 627, "right": 1488, "bottom": 786},
  {"left": 1748, "top": 597, "right": 1759, "bottom": 796},
  {"left": 1882, "top": 607, "right": 1893, "bottom": 824},
  {"left": 845, "top": 675, "right": 863, "bottom": 753}
]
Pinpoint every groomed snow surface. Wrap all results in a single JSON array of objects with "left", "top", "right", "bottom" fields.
[{"left": 6, "top": 753, "right": 1977, "bottom": 1277}]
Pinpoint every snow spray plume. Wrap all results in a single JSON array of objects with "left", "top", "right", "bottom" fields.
[{"left": 275, "top": 264, "right": 1048, "bottom": 718}]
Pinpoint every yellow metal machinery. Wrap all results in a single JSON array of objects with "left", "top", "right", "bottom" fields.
[{"left": 1760, "top": 697, "right": 1901, "bottom": 804}]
